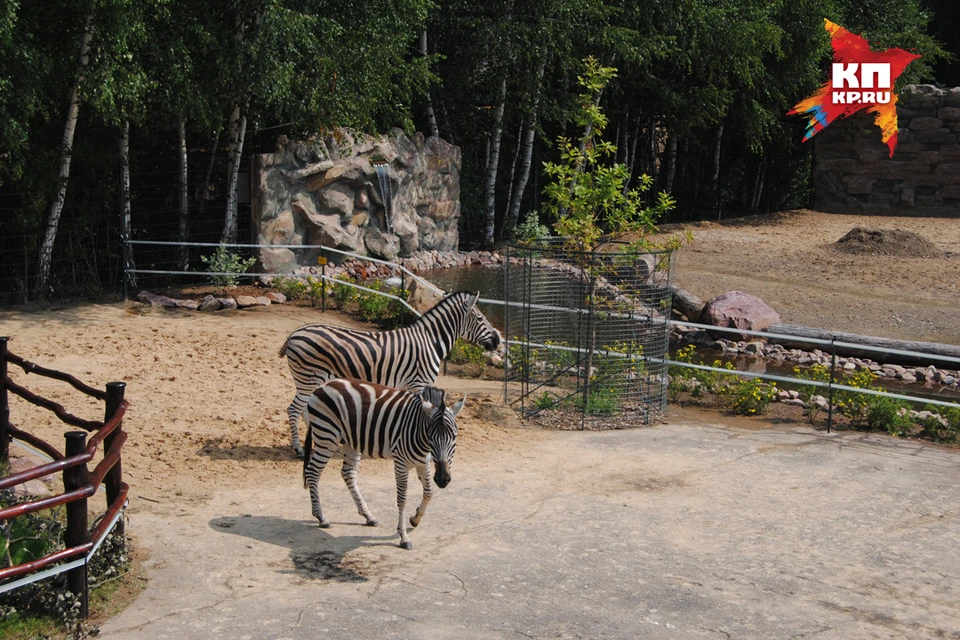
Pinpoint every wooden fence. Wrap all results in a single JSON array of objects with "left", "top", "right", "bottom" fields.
[{"left": 0, "top": 336, "right": 129, "bottom": 619}]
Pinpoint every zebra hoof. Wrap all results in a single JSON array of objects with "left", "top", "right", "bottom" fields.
[
  {"left": 399, "top": 541, "right": 413, "bottom": 550},
  {"left": 364, "top": 518, "right": 379, "bottom": 527},
  {"left": 408, "top": 517, "right": 419, "bottom": 529},
  {"left": 293, "top": 446, "right": 304, "bottom": 459},
  {"left": 318, "top": 520, "right": 331, "bottom": 529}
]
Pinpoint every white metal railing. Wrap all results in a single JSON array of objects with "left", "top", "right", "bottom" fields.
[{"left": 125, "top": 241, "right": 960, "bottom": 424}]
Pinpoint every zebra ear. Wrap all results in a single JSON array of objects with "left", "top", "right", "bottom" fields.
[
  {"left": 452, "top": 394, "right": 466, "bottom": 416},
  {"left": 464, "top": 291, "right": 479, "bottom": 309},
  {"left": 420, "top": 386, "right": 445, "bottom": 410}
]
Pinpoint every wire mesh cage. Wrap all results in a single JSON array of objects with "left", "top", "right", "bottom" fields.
[{"left": 504, "top": 238, "right": 674, "bottom": 429}]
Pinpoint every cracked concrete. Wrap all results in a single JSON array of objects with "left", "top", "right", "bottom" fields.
[{"left": 96, "top": 403, "right": 960, "bottom": 640}]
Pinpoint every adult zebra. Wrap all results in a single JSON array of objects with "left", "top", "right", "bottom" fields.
[
  {"left": 279, "top": 290, "right": 498, "bottom": 457},
  {"left": 303, "top": 379, "right": 465, "bottom": 550}
]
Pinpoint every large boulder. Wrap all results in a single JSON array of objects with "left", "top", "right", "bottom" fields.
[{"left": 699, "top": 291, "right": 781, "bottom": 340}]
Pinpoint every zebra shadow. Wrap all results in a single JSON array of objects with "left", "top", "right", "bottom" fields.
[
  {"left": 197, "top": 441, "right": 297, "bottom": 462},
  {"left": 209, "top": 515, "right": 399, "bottom": 582}
]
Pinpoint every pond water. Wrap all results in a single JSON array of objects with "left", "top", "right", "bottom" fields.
[{"left": 422, "top": 265, "right": 506, "bottom": 330}]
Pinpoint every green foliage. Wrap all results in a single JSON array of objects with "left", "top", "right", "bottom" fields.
[
  {"left": 200, "top": 245, "right": 257, "bottom": 290},
  {"left": 0, "top": 491, "right": 64, "bottom": 571},
  {"left": 514, "top": 211, "right": 552, "bottom": 244},
  {"left": 545, "top": 57, "right": 675, "bottom": 252},
  {"left": 834, "top": 368, "right": 877, "bottom": 429},
  {"left": 533, "top": 392, "right": 558, "bottom": 411},
  {"left": 570, "top": 385, "right": 621, "bottom": 415},
  {"left": 794, "top": 364, "right": 831, "bottom": 425},
  {"left": 354, "top": 280, "right": 408, "bottom": 326},
  {"left": 732, "top": 378, "right": 778, "bottom": 416},
  {"left": 919, "top": 405, "right": 960, "bottom": 443},
  {"left": 271, "top": 276, "right": 308, "bottom": 301},
  {"left": 449, "top": 338, "right": 486, "bottom": 377},
  {"left": 668, "top": 345, "right": 698, "bottom": 402},
  {"left": 330, "top": 276, "right": 356, "bottom": 310},
  {"left": 865, "top": 396, "right": 914, "bottom": 436}
]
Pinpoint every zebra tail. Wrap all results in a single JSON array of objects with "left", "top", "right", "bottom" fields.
[
  {"left": 302, "top": 427, "right": 313, "bottom": 489},
  {"left": 278, "top": 339, "right": 289, "bottom": 358}
]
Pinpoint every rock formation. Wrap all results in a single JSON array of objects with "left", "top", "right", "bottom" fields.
[{"left": 251, "top": 129, "right": 461, "bottom": 273}]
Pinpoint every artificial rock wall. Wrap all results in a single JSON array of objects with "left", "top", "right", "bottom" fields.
[
  {"left": 251, "top": 129, "right": 461, "bottom": 273},
  {"left": 813, "top": 84, "right": 960, "bottom": 215}
]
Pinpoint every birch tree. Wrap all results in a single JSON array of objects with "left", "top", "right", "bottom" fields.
[{"left": 36, "top": 13, "right": 95, "bottom": 295}]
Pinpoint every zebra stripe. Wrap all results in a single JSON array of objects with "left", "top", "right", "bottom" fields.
[
  {"left": 302, "top": 379, "right": 464, "bottom": 549},
  {"left": 280, "top": 290, "right": 498, "bottom": 456}
]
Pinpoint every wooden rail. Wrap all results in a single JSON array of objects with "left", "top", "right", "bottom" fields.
[{"left": 0, "top": 337, "right": 129, "bottom": 619}]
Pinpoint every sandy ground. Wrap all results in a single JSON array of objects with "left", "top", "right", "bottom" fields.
[
  {"left": 0, "top": 303, "right": 525, "bottom": 509},
  {"left": 660, "top": 209, "right": 960, "bottom": 344}
]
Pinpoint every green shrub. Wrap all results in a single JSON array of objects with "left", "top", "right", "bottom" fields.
[
  {"left": 449, "top": 338, "right": 486, "bottom": 376},
  {"left": 532, "top": 392, "right": 557, "bottom": 410},
  {"left": 732, "top": 378, "right": 778, "bottom": 416},
  {"left": 919, "top": 405, "right": 960, "bottom": 443},
  {"left": 200, "top": 245, "right": 257, "bottom": 290},
  {"left": 865, "top": 396, "right": 914, "bottom": 436},
  {"left": 571, "top": 385, "right": 621, "bottom": 415},
  {"left": 0, "top": 491, "right": 64, "bottom": 570},
  {"left": 834, "top": 368, "right": 876, "bottom": 429},
  {"left": 794, "top": 364, "right": 831, "bottom": 425},
  {"left": 330, "top": 276, "right": 356, "bottom": 310},
  {"left": 271, "top": 276, "right": 308, "bottom": 301},
  {"left": 514, "top": 211, "right": 552, "bottom": 243}
]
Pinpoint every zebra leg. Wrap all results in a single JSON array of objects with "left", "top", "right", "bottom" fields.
[
  {"left": 287, "top": 391, "right": 309, "bottom": 458},
  {"left": 304, "top": 445, "right": 334, "bottom": 528},
  {"left": 409, "top": 460, "right": 434, "bottom": 529},
  {"left": 341, "top": 448, "right": 378, "bottom": 526},
  {"left": 394, "top": 460, "right": 413, "bottom": 549}
]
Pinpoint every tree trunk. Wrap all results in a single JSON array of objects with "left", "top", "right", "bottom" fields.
[
  {"left": 505, "top": 58, "right": 545, "bottom": 235},
  {"left": 177, "top": 119, "right": 189, "bottom": 270},
  {"left": 221, "top": 102, "right": 247, "bottom": 245},
  {"left": 420, "top": 30, "right": 439, "bottom": 138},
  {"left": 623, "top": 117, "right": 640, "bottom": 194},
  {"left": 664, "top": 134, "right": 678, "bottom": 194},
  {"left": 482, "top": 76, "right": 507, "bottom": 248},
  {"left": 751, "top": 156, "right": 765, "bottom": 211},
  {"left": 712, "top": 123, "right": 723, "bottom": 220},
  {"left": 36, "top": 13, "right": 95, "bottom": 295},
  {"left": 119, "top": 120, "right": 135, "bottom": 288},
  {"left": 501, "top": 125, "right": 522, "bottom": 240},
  {"left": 198, "top": 128, "right": 221, "bottom": 217}
]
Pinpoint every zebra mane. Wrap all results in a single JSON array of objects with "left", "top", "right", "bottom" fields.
[{"left": 414, "top": 291, "right": 478, "bottom": 326}]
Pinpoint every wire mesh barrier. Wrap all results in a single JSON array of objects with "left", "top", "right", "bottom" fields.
[
  {"left": 0, "top": 150, "right": 246, "bottom": 303},
  {"left": 503, "top": 240, "right": 675, "bottom": 429},
  {"left": 0, "top": 338, "right": 129, "bottom": 619}
]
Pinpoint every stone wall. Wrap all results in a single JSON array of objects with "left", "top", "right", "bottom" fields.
[
  {"left": 813, "top": 84, "right": 960, "bottom": 214},
  {"left": 251, "top": 129, "right": 461, "bottom": 273}
]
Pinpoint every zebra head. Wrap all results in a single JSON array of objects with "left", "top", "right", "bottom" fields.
[
  {"left": 454, "top": 291, "right": 501, "bottom": 352},
  {"left": 420, "top": 387, "right": 466, "bottom": 489}
]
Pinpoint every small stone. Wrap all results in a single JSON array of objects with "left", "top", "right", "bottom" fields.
[
  {"left": 265, "top": 292, "right": 286, "bottom": 304},
  {"left": 218, "top": 298, "right": 238, "bottom": 310},
  {"left": 137, "top": 291, "right": 178, "bottom": 308},
  {"left": 784, "top": 398, "right": 806, "bottom": 407},
  {"left": 255, "top": 296, "right": 272, "bottom": 306},
  {"left": 175, "top": 299, "right": 200, "bottom": 311},
  {"left": 900, "top": 373, "right": 917, "bottom": 383},
  {"left": 843, "top": 362, "right": 856, "bottom": 371},
  {"left": 943, "top": 375, "right": 957, "bottom": 385},
  {"left": 200, "top": 295, "right": 220, "bottom": 311},
  {"left": 490, "top": 354, "right": 503, "bottom": 367},
  {"left": 236, "top": 296, "right": 259, "bottom": 308}
]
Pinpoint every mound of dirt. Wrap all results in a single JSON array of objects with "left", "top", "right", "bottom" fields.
[{"left": 833, "top": 227, "right": 943, "bottom": 258}]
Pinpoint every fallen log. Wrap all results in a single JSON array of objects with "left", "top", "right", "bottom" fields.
[{"left": 765, "top": 323, "right": 960, "bottom": 368}]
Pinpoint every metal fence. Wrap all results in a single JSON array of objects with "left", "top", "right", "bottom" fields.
[{"left": 503, "top": 240, "right": 675, "bottom": 429}]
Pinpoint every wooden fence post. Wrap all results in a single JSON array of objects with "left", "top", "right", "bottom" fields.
[
  {"left": 64, "top": 431, "right": 90, "bottom": 618},
  {"left": 0, "top": 337, "right": 8, "bottom": 464},
  {"left": 103, "top": 381, "right": 126, "bottom": 537}
]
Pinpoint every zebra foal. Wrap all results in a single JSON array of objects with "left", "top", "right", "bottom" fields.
[
  {"left": 303, "top": 379, "right": 465, "bottom": 550},
  {"left": 280, "top": 290, "right": 497, "bottom": 457}
]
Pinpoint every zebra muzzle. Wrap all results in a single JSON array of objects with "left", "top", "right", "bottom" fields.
[{"left": 434, "top": 462, "right": 451, "bottom": 489}]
